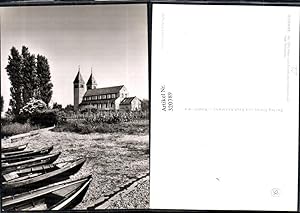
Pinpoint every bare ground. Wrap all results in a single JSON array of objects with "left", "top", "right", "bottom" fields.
[{"left": 2, "top": 128, "right": 149, "bottom": 209}]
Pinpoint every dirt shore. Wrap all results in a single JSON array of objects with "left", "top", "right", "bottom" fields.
[{"left": 2, "top": 129, "right": 149, "bottom": 209}]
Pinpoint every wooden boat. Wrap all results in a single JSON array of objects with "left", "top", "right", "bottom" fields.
[
  {"left": 2, "top": 143, "right": 28, "bottom": 153},
  {"left": 1, "top": 147, "right": 34, "bottom": 156},
  {"left": 2, "top": 151, "right": 55, "bottom": 165},
  {"left": 1, "top": 146, "right": 54, "bottom": 163},
  {"left": 2, "top": 158, "right": 86, "bottom": 195},
  {"left": 2, "top": 152, "right": 61, "bottom": 174},
  {"left": 2, "top": 175, "right": 92, "bottom": 211},
  {"left": 2, "top": 154, "right": 47, "bottom": 164}
]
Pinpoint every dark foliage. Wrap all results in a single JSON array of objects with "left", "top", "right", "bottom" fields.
[
  {"left": 29, "top": 110, "right": 58, "bottom": 127},
  {"left": 6, "top": 47, "right": 23, "bottom": 115},
  {"left": 36, "top": 55, "right": 53, "bottom": 106},
  {"left": 21, "top": 46, "right": 37, "bottom": 105},
  {"left": 5, "top": 46, "right": 53, "bottom": 115},
  {"left": 141, "top": 99, "right": 149, "bottom": 112},
  {"left": 64, "top": 104, "right": 74, "bottom": 112},
  {"left": 53, "top": 102, "right": 63, "bottom": 110}
]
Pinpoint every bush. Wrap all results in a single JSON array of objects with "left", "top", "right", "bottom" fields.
[
  {"left": 20, "top": 98, "right": 47, "bottom": 115},
  {"left": 53, "top": 119, "right": 149, "bottom": 135},
  {"left": 1, "top": 116, "right": 13, "bottom": 126},
  {"left": 54, "top": 120, "right": 95, "bottom": 134},
  {"left": 64, "top": 104, "right": 74, "bottom": 113},
  {"left": 30, "top": 109, "right": 58, "bottom": 127},
  {"left": 56, "top": 110, "right": 67, "bottom": 125},
  {"left": 16, "top": 98, "right": 48, "bottom": 124},
  {"left": 11, "top": 98, "right": 59, "bottom": 127},
  {"left": 79, "top": 105, "right": 98, "bottom": 114},
  {"left": 1, "top": 122, "right": 34, "bottom": 138}
]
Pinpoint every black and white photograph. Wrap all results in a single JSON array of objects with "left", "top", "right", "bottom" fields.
[
  {"left": 1, "top": 1, "right": 300, "bottom": 213},
  {"left": 0, "top": 4, "right": 149, "bottom": 210}
]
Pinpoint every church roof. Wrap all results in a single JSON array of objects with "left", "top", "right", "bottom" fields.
[
  {"left": 84, "top": 85, "right": 124, "bottom": 96},
  {"left": 86, "top": 73, "right": 97, "bottom": 85},
  {"left": 120, "top": 97, "right": 138, "bottom": 105},
  {"left": 73, "top": 71, "right": 85, "bottom": 84}
]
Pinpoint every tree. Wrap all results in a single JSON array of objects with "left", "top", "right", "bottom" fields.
[
  {"left": 5, "top": 47, "right": 23, "bottom": 115},
  {"left": 5, "top": 46, "right": 53, "bottom": 116},
  {"left": 141, "top": 99, "right": 149, "bottom": 112},
  {"left": 36, "top": 55, "right": 53, "bottom": 106},
  {"left": 64, "top": 104, "right": 74, "bottom": 112},
  {"left": 52, "top": 102, "right": 62, "bottom": 110},
  {"left": 21, "top": 46, "right": 37, "bottom": 105}
]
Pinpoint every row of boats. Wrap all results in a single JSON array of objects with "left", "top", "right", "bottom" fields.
[{"left": 1, "top": 143, "right": 92, "bottom": 211}]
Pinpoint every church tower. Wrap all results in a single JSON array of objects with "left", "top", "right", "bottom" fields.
[
  {"left": 73, "top": 66, "right": 85, "bottom": 111},
  {"left": 86, "top": 68, "right": 97, "bottom": 90}
]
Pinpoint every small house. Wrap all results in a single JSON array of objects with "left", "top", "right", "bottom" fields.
[{"left": 119, "top": 97, "right": 141, "bottom": 111}]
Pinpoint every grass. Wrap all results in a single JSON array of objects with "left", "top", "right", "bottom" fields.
[
  {"left": 1, "top": 122, "right": 36, "bottom": 138},
  {"left": 53, "top": 119, "right": 149, "bottom": 135}
]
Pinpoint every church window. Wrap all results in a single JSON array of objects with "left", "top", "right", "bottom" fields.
[{"left": 107, "top": 94, "right": 111, "bottom": 99}]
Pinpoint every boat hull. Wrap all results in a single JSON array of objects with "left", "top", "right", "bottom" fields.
[
  {"left": 2, "top": 158, "right": 86, "bottom": 195},
  {"left": 2, "top": 146, "right": 53, "bottom": 163},
  {"left": 2, "top": 144, "right": 28, "bottom": 153},
  {"left": 2, "top": 175, "right": 92, "bottom": 211},
  {"left": 2, "top": 152, "right": 61, "bottom": 174}
]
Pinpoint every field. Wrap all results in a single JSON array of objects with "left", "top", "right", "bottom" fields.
[{"left": 2, "top": 120, "right": 149, "bottom": 209}]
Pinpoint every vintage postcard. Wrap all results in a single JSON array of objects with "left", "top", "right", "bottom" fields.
[
  {"left": 0, "top": 4, "right": 149, "bottom": 210},
  {"left": 151, "top": 4, "right": 299, "bottom": 211}
]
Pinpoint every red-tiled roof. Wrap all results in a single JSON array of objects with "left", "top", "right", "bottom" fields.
[{"left": 83, "top": 85, "right": 124, "bottom": 96}]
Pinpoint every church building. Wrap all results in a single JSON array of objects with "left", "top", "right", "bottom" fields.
[{"left": 73, "top": 68, "right": 142, "bottom": 112}]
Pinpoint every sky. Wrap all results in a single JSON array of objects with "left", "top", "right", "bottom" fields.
[{"left": 0, "top": 4, "right": 148, "bottom": 113}]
